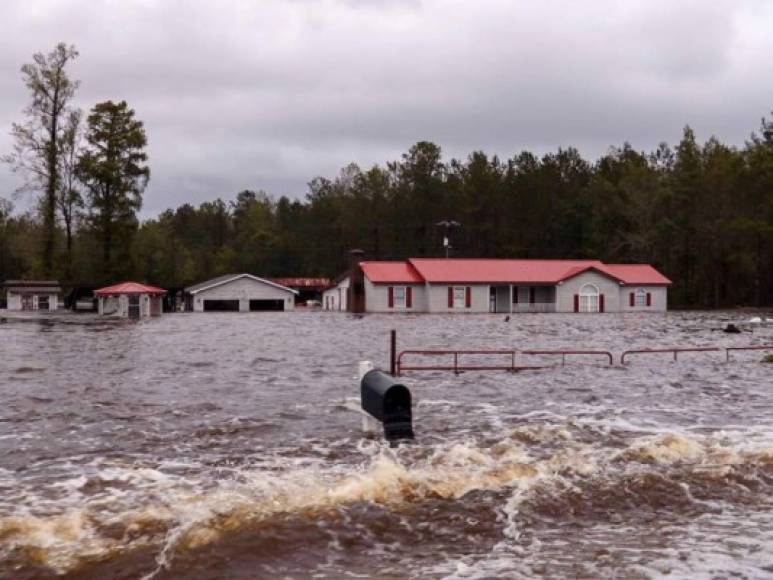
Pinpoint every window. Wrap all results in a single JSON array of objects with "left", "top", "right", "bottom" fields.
[
  {"left": 453, "top": 287, "right": 466, "bottom": 308},
  {"left": 635, "top": 289, "right": 647, "bottom": 307},
  {"left": 37, "top": 296, "right": 49, "bottom": 310},
  {"left": 394, "top": 286, "right": 406, "bottom": 308},
  {"left": 579, "top": 284, "right": 599, "bottom": 313}
]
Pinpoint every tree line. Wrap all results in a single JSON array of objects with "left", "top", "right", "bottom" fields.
[{"left": 1, "top": 44, "right": 772, "bottom": 307}]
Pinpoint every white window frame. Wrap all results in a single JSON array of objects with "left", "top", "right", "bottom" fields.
[
  {"left": 635, "top": 288, "right": 647, "bottom": 307},
  {"left": 453, "top": 286, "right": 466, "bottom": 309},
  {"left": 579, "top": 283, "right": 599, "bottom": 313},
  {"left": 393, "top": 286, "right": 407, "bottom": 309}
]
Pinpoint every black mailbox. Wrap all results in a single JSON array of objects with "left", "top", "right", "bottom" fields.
[{"left": 360, "top": 369, "right": 414, "bottom": 441}]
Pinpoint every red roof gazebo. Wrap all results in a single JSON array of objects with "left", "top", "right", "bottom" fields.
[
  {"left": 94, "top": 282, "right": 166, "bottom": 296},
  {"left": 95, "top": 281, "right": 166, "bottom": 318}
]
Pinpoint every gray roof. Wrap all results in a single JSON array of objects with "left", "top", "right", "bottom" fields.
[
  {"left": 184, "top": 273, "right": 298, "bottom": 295},
  {"left": 3, "top": 280, "right": 60, "bottom": 286},
  {"left": 3, "top": 280, "right": 61, "bottom": 293},
  {"left": 185, "top": 274, "right": 239, "bottom": 293}
]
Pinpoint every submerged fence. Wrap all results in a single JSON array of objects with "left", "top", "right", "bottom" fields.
[{"left": 387, "top": 331, "right": 773, "bottom": 376}]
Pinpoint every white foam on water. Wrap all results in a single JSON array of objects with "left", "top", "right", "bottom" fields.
[{"left": 5, "top": 428, "right": 773, "bottom": 576}]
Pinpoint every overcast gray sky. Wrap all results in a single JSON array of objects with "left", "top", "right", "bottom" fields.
[{"left": 2, "top": 0, "right": 772, "bottom": 216}]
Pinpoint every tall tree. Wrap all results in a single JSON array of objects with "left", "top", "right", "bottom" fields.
[
  {"left": 2, "top": 43, "right": 79, "bottom": 276},
  {"left": 58, "top": 109, "right": 84, "bottom": 278},
  {"left": 76, "top": 100, "right": 149, "bottom": 278}
]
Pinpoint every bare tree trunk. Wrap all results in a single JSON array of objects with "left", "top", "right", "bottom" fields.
[{"left": 43, "top": 80, "right": 61, "bottom": 277}]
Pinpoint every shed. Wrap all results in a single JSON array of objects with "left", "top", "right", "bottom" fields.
[
  {"left": 270, "top": 277, "right": 330, "bottom": 305},
  {"left": 184, "top": 274, "right": 297, "bottom": 312},
  {"left": 95, "top": 282, "right": 166, "bottom": 319},
  {"left": 3, "top": 280, "right": 61, "bottom": 311}
]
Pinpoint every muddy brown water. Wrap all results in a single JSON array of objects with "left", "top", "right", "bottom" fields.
[{"left": 1, "top": 310, "right": 773, "bottom": 579}]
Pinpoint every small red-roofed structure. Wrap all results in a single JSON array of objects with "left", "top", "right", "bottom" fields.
[{"left": 95, "top": 281, "right": 166, "bottom": 318}]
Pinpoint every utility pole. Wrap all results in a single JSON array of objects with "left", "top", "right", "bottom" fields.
[{"left": 435, "top": 220, "right": 460, "bottom": 258}]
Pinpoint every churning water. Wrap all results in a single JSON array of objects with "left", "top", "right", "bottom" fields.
[{"left": 1, "top": 310, "right": 773, "bottom": 579}]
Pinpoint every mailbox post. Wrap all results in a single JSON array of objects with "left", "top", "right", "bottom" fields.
[{"left": 359, "top": 363, "right": 414, "bottom": 442}]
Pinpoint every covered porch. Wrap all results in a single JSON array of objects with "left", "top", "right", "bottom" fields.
[{"left": 489, "top": 285, "right": 556, "bottom": 313}]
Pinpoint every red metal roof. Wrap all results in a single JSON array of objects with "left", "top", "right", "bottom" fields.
[
  {"left": 408, "top": 259, "right": 598, "bottom": 283},
  {"left": 603, "top": 264, "right": 672, "bottom": 285},
  {"left": 404, "top": 258, "right": 671, "bottom": 285},
  {"left": 361, "top": 261, "right": 424, "bottom": 284},
  {"left": 94, "top": 282, "right": 167, "bottom": 296}
]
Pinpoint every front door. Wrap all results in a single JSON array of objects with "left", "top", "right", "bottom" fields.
[
  {"left": 128, "top": 295, "right": 141, "bottom": 319},
  {"left": 21, "top": 294, "right": 33, "bottom": 311}
]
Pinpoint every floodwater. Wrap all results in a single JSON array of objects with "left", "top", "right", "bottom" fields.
[{"left": 1, "top": 310, "right": 773, "bottom": 579}]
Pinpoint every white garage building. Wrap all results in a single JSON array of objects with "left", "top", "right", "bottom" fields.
[{"left": 185, "top": 274, "right": 297, "bottom": 312}]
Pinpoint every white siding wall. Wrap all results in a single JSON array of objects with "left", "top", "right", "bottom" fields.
[
  {"left": 323, "top": 277, "right": 350, "bottom": 311},
  {"left": 618, "top": 286, "right": 668, "bottom": 312},
  {"left": 556, "top": 271, "right": 621, "bottom": 312},
  {"left": 7, "top": 293, "right": 20, "bottom": 310},
  {"left": 363, "top": 279, "right": 427, "bottom": 312},
  {"left": 426, "top": 284, "right": 490, "bottom": 313},
  {"left": 6, "top": 291, "right": 59, "bottom": 311},
  {"left": 192, "top": 277, "right": 295, "bottom": 312}
]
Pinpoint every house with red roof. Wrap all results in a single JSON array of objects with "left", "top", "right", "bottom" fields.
[
  {"left": 95, "top": 281, "right": 166, "bottom": 319},
  {"left": 323, "top": 258, "right": 671, "bottom": 314}
]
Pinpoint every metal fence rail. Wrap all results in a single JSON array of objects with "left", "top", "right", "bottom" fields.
[
  {"left": 521, "top": 349, "right": 614, "bottom": 366},
  {"left": 388, "top": 327, "right": 773, "bottom": 376},
  {"left": 725, "top": 345, "right": 773, "bottom": 362},
  {"left": 620, "top": 347, "right": 721, "bottom": 365},
  {"left": 395, "top": 349, "right": 542, "bottom": 376}
]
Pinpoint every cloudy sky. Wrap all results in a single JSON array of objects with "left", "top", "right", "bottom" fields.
[{"left": 1, "top": 0, "right": 772, "bottom": 216}]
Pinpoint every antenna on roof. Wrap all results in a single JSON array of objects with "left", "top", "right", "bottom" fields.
[{"left": 435, "top": 220, "right": 460, "bottom": 258}]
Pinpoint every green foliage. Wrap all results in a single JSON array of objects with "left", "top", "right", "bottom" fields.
[
  {"left": 76, "top": 100, "right": 149, "bottom": 281},
  {"left": 763, "top": 354, "right": 773, "bottom": 364},
  {"left": 1, "top": 113, "right": 772, "bottom": 306},
  {"left": 2, "top": 43, "right": 79, "bottom": 276}
]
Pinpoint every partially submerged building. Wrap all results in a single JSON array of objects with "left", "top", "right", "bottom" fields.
[
  {"left": 2, "top": 280, "right": 61, "bottom": 311},
  {"left": 324, "top": 258, "right": 671, "bottom": 313},
  {"left": 184, "top": 274, "right": 297, "bottom": 312},
  {"left": 95, "top": 282, "right": 166, "bottom": 319},
  {"left": 322, "top": 273, "right": 351, "bottom": 312},
  {"left": 270, "top": 278, "right": 330, "bottom": 306}
]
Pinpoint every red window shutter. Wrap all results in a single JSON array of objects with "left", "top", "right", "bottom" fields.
[
  {"left": 574, "top": 294, "right": 579, "bottom": 312},
  {"left": 599, "top": 294, "right": 605, "bottom": 313},
  {"left": 646, "top": 292, "right": 652, "bottom": 307},
  {"left": 465, "top": 287, "right": 471, "bottom": 308},
  {"left": 388, "top": 286, "right": 394, "bottom": 308},
  {"left": 529, "top": 287, "right": 535, "bottom": 304},
  {"left": 448, "top": 287, "right": 454, "bottom": 308},
  {"left": 406, "top": 287, "right": 412, "bottom": 308},
  {"left": 629, "top": 292, "right": 635, "bottom": 307}
]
